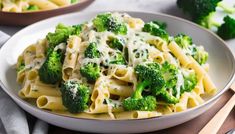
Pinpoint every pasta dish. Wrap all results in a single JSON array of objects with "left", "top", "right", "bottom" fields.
[
  {"left": 16, "top": 12, "right": 217, "bottom": 120},
  {"left": 0, "top": 0, "right": 79, "bottom": 12}
]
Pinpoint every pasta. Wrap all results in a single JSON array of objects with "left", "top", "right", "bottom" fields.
[
  {"left": 0, "top": 0, "right": 79, "bottom": 12},
  {"left": 16, "top": 12, "right": 216, "bottom": 120}
]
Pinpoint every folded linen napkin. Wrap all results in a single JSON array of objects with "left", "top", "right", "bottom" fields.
[{"left": 0, "top": 31, "right": 48, "bottom": 134}]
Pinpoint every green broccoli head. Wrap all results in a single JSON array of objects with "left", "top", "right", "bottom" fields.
[
  {"left": 84, "top": 42, "right": 101, "bottom": 58},
  {"left": 161, "top": 62, "right": 178, "bottom": 89},
  {"left": 181, "top": 71, "right": 197, "bottom": 94},
  {"left": 107, "top": 37, "right": 124, "bottom": 51},
  {"left": 39, "top": 50, "right": 63, "bottom": 84},
  {"left": 174, "top": 34, "right": 193, "bottom": 49},
  {"left": 92, "top": 13, "right": 127, "bottom": 35},
  {"left": 143, "top": 22, "right": 169, "bottom": 41},
  {"left": 192, "top": 46, "right": 208, "bottom": 65},
  {"left": 217, "top": 16, "right": 235, "bottom": 40},
  {"left": 123, "top": 96, "right": 156, "bottom": 111},
  {"left": 109, "top": 52, "right": 126, "bottom": 65},
  {"left": 135, "top": 62, "right": 165, "bottom": 91},
  {"left": 26, "top": 5, "right": 39, "bottom": 11},
  {"left": 17, "top": 61, "right": 25, "bottom": 72},
  {"left": 71, "top": 0, "right": 79, "bottom": 3},
  {"left": 80, "top": 62, "right": 100, "bottom": 82},
  {"left": 60, "top": 79, "right": 90, "bottom": 113},
  {"left": 46, "top": 23, "right": 82, "bottom": 54},
  {"left": 151, "top": 20, "right": 167, "bottom": 30},
  {"left": 156, "top": 89, "right": 179, "bottom": 104}
]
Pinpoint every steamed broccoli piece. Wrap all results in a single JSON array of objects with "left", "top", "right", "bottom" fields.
[
  {"left": 39, "top": 50, "right": 63, "bottom": 84},
  {"left": 60, "top": 80, "right": 90, "bottom": 113},
  {"left": 156, "top": 89, "right": 179, "bottom": 104},
  {"left": 152, "top": 62, "right": 179, "bottom": 104},
  {"left": 107, "top": 37, "right": 124, "bottom": 51},
  {"left": 174, "top": 34, "right": 193, "bottom": 49},
  {"left": 161, "top": 62, "right": 178, "bottom": 89},
  {"left": 181, "top": 71, "right": 197, "bottom": 94},
  {"left": 84, "top": 42, "right": 101, "bottom": 58},
  {"left": 92, "top": 13, "right": 127, "bottom": 35},
  {"left": 151, "top": 20, "right": 167, "bottom": 30},
  {"left": 17, "top": 62, "right": 25, "bottom": 72},
  {"left": 71, "top": 0, "right": 79, "bottom": 4},
  {"left": 27, "top": 5, "right": 39, "bottom": 11},
  {"left": 109, "top": 52, "right": 126, "bottom": 65},
  {"left": 143, "top": 22, "right": 169, "bottom": 41},
  {"left": 80, "top": 62, "right": 100, "bottom": 82},
  {"left": 82, "top": 43, "right": 101, "bottom": 82},
  {"left": 191, "top": 46, "right": 209, "bottom": 65},
  {"left": 135, "top": 62, "right": 165, "bottom": 92},
  {"left": 123, "top": 62, "right": 170, "bottom": 111},
  {"left": 217, "top": 16, "right": 235, "bottom": 40},
  {"left": 174, "top": 34, "right": 208, "bottom": 65},
  {"left": 123, "top": 95, "right": 157, "bottom": 111},
  {"left": 46, "top": 23, "right": 82, "bottom": 54}
]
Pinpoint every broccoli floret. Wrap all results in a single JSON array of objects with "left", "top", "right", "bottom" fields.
[
  {"left": 123, "top": 95, "right": 157, "bottom": 111},
  {"left": 174, "top": 34, "right": 193, "bottom": 49},
  {"left": 71, "top": 0, "right": 79, "bottom": 4},
  {"left": 27, "top": 5, "right": 39, "bottom": 11},
  {"left": 152, "top": 62, "right": 179, "bottom": 104},
  {"left": 135, "top": 62, "right": 165, "bottom": 92},
  {"left": 39, "top": 50, "right": 63, "bottom": 84},
  {"left": 181, "top": 71, "right": 197, "bottom": 94},
  {"left": 161, "top": 62, "right": 178, "bottom": 89},
  {"left": 80, "top": 62, "right": 100, "bottom": 82},
  {"left": 106, "top": 37, "right": 124, "bottom": 51},
  {"left": 92, "top": 13, "right": 127, "bottom": 35},
  {"left": 143, "top": 22, "right": 169, "bottom": 41},
  {"left": 109, "top": 52, "right": 126, "bottom": 65},
  {"left": 217, "top": 16, "right": 235, "bottom": 40},
  {"left": 151, "top": 20, "right": 167, "bottom": 30},
  {"left": 191, "top": 46, "right": 209, "bottom": 65},
  {"left": 123, "top": 62, "right": 167, "bottom": 111},
  {"left": 174, "top": 34, "right": 208, "bottom": 65},
  {"left": 156, "top": 89, "right": 179, "bottom": 104},
  {"left": 84, "top": 42, "right": 101, "bottom": 58},
  {"left": 46, "top": 23, "right": 82, "bottom": 54},
  {"left": 17, "top": 61, "right": 25, "bottom": 72},
  {"left": 60, "top": 80, "right": 90, "bottom": 113}
]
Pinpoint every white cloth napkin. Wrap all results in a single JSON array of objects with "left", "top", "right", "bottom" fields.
[{"left": 0, "top": 31, "right": 48, "bottom": 134}]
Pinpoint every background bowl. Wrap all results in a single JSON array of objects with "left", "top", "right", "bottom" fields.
[
  {"left": 0, "top": 0, "right": 94, "bottom": 26},
  {"left": 0, "top": 11, "right": 234, "bottom": 133}
]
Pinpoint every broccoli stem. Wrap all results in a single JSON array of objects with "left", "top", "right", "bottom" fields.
[
  {"left": 217, "top": 2, "right": 235, "bottom": 14},
  {"left": 200, "top": 12, "right": 221, "bottom": 29},
  {"left": 132, "top": 80, "right": 149, "bottom": 99}
]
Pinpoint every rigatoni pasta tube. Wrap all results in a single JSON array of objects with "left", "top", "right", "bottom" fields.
[
  {"left": 24, "top": 81, "right": 61, "bottom": 98},
  {"left": 37, "top": 95, "right": 66, "bottom": 111},
  {"left": 168, "top": 41, "right": 192, "bottom": 67},
  {"left": 114, "top": 111, "right": 161, "bottom": 119},
  {"left": 187, "top": 57, "right": 217, "bottom": 95},
  {"left": 49, "top": 0, "right": 70, "bottom": 6},
  {"left": 62, "top": 36, "right": 81, "bottom": 81},
  {"left": 28, "top": 0, "right": 58, "bottom": 10}
]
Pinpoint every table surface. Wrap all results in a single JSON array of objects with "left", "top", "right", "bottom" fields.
[{"left": 0, "top": 0, "right": 235, "bottom": 133}]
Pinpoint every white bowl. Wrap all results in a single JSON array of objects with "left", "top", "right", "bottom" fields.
[{"left": 0, "top": 11, "right": 234, "bottom": 133}]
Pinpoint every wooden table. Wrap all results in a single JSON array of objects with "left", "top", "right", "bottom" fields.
[{"left": 49, "top": 90, "right": 235, "bottom": 134}]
